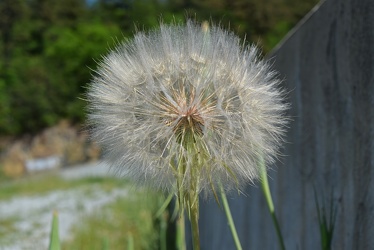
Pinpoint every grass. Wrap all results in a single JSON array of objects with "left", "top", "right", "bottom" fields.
[
  {"left": 62, "top": 189, "right": 164, "bottom": 250},
  {"left": 0, "top": 216, "right": 18, "bottom": 238},
  {"left": 314, "top": 188, "right": 337, "bottom": 250},
  {"left": 0, "top": 172, "right": 168, "bottom": 250},
  {"left": 0, "top": 174, "right": 128, "bottom": 201}
]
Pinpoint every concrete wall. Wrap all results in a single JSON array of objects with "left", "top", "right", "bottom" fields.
[{"left": 193, "top": 0, "right": 374, "bottom": 249}]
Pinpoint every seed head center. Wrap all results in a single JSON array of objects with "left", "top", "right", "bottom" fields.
[{"left": 177, "top": 105, "right": 204, "bottom": 136}]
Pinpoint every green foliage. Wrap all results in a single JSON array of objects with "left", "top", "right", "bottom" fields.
[
  {"left": 0, "top": 79, "right": 12, "bottom": 134},
  {"left": 0, "top": 0, "right": 318, "bottom": 136},
  {"left": 263, "top": 21, "right": 293, "bottom": 50},
  {"left": 165, "top": 0, "right": 319, "bottom": 51}
]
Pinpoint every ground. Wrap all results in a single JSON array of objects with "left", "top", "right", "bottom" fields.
[{"left": 0, "top": 162, "right": 159, "bottom": 250}]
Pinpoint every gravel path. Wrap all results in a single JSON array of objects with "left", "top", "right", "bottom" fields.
[
  {"left": 59, "top": 161, "right": 114, "bottom": 179},
  {"left": 0, "top": 161, "right": 126, "bottom": 250}
]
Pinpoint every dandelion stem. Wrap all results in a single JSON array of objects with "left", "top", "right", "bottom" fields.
[
  {"left": 259, "top": 157, "right": 286, "bottom": 250},
  {"left": 219, "top": 183, "right": 243, "bottom": 250},
  {"left": 176, "top": 211, "right": 186, "bottom": 250},
  {"left": 175, "top": 148, "right": 187, "bottom": 250},
  {"left": 189, "top": 145, "right": 201, "bottom": 250},
  {"left": 190, "top": 197, "right": 200, "bottom": 250}
]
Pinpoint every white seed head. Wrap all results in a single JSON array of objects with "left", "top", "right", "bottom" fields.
[{"left": 87, "top": 21, "right": 289, "bottom": 196}]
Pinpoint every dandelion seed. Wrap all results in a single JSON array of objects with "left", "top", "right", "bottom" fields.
[{"left": 87, "top": 20, "right": 288, "bottom": 198}]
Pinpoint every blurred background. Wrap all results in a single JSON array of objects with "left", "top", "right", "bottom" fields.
[{"left": 0, "top": 0, "right": 319, "bottom": 249}]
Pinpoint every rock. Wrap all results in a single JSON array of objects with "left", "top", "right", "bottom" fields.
[{"left": 0, "top": 120, "right": 101, "bottom": 177}]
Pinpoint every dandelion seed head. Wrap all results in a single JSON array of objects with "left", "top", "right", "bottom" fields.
[{"left": 87, "top": 21, "right": 289, "bottom": 195}]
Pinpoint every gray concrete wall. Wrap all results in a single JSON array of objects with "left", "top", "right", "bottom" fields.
[{"left": 193, "top": 0, "right": 374, "bottom": 249}]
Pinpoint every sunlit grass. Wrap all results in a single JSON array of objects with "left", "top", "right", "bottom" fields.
[
  {"left": 0, "top": 216, "right": 18, "bottom": 238},
  {"left": 62, "top": 188, "right": 164, "bottom": 250},
  {"left": 0, "top": 174, "right": 127, "bottom": 201}
]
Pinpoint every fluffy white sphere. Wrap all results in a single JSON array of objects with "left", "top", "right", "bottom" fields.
[{"left": 87, "top": 21, "right": 288, "bottom": 195}]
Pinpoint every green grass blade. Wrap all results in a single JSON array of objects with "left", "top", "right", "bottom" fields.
[
  {"left": 102, "top": 237, "right": 109, "bottom": 250},
  {"left": 127, "top": 233, "right": 134, "bottom": 250},
  {"left": 313, "top": 186, "right": 337, "bottom": 250},
  {"left": 155, "top": 193, "right": 174, "bottom": 218},
  {"left": 49, "top": 211, "right": 60, "bottom": 250}
]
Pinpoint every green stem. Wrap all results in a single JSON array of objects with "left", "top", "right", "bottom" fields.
[
  {"left": 190, "top": 197, "right": 200, "bottom": 250},
  {"left": 220, "top": 183, "right": 243, "bottom": 250},
  {"left": 160, "top": 212, "right": 167, "bottom": 250},
  {"left": 176, "top": 212, "right": 186, "bottom": 250},
  {"left": 184, "top": 132, "right": 201, "bottom": 250},
  {"left": 259, "top": 157, "right": 286, "bottom": 250}
]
